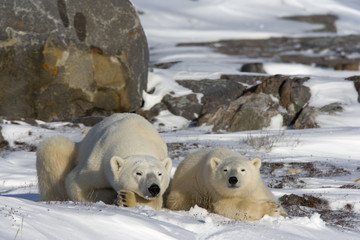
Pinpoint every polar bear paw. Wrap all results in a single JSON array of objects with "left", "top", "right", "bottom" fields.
[
  {"left": 264, "top": 201, "right": 284, "bottom": 217},
  {"left": 117, "top": 190, "right": 137, "bottom": 208}
]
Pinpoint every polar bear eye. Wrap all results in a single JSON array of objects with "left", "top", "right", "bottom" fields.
[
  {"left": 158, "top": 173, "right": 162, "bottom": 176},
  {"left": 136, "top": 172, "right": 142, "bottom": 176},
  {"left": 241, "top": 169, "right": 246, "bottom": 172},
  {"left": 223, "top": 169, "right": 228, "bottom": 172}
]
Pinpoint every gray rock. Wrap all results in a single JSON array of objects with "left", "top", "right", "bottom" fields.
[
  {"left": 240, "top": 62, "right": 266, "bottom": 74},
  {"left": 320, "top": 103, "right": 343, "bottom": 113},
  {"left": 248, "top": 74, "right": 289, "bottom": 97},
  {"left": 220, "top": 74, "right": 268, "bottom": 85},
  {"left": 0, "top": 0, "right": 148, "bottom": 121},
  {"left": 162, "top": 94, "right": 202, "bottom": 120},
  {"left": 345, "top": 76, "right": 360, "bottom": 102},
  {"left": 137, "top": 102, "right": 167, "bottom": 123},
  {"left": 176, "top": 79, "right": 246, "bottom": 114},
  {"left": 200, "top": 93, "right": 280, "bottom": 132},
  {"left": 279, "top": 77, "right": 311, "bottom": 117},
  {"left": 293, "top": 106, "right": 320, "bottom": 129},
  {"left": 281, "top": 14, "right": 338, "bottom": 33},
  {"left": 247, "top": 75, "right": 311, "bottom": 126}
]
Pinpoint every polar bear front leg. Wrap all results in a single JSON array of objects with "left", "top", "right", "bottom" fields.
[
  {"left": 66, "top": 170, "right": 117, "bottom": 204},
  {"left": 213, "top": 199, "right": 283, "bottom": 221},
  {"left": 166, "top": 190, "right": 196, "bottom": 210},
  {"left": 117, "top": 190, "right": 163, "bottom": 210}
]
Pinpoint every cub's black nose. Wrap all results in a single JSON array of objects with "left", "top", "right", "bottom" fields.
[
  {"left": 229, "top": 176, "right": 238, "bottom": 185},
  {"left": 148, "top": 184, "right": 160, "bottom": 197}
]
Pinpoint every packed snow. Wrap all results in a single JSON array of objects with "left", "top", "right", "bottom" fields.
[{"left": 1, "top": 0, "right": 360, "bottom": 239}]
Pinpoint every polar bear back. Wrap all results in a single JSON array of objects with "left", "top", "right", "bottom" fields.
[{"left": 77, "top": 113, "right": 168, "bottom": 169}]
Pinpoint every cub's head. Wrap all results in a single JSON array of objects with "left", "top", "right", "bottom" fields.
[
  {"left": 109, "top": 155, "right": 172, "bottom": 200},
  {"left": 209, "top": 156, "right": 262, "bottom": 198}
]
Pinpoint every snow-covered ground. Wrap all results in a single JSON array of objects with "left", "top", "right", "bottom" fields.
[{"left": 1, "top": 0, "right": 360, "bottom": 239}]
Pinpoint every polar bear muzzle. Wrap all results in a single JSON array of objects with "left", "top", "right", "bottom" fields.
[
  {"left": 228, "top": 176, "right": 238, "bottom": 185},
  {"left": 148, "top": 184, "right": 160, "bottom": 197}
]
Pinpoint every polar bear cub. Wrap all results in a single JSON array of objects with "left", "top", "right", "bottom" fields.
[
  {"left": 36, "top": 113, "right": 172, "bottom": 209},
  {"left": 166, "top": 148, "right": 286, "bottom": 221}
]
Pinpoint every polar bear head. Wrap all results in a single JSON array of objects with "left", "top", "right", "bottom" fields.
[
  {"left": 209, "top": 156, "right": 262, "bottom": 198},
  {"left": 108, "top": 155, "right": 172, "bottom": 200}
]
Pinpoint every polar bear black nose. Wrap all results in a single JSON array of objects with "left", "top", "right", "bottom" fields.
[
  {"left": 229, "top": 176, "right": 238, "bottom": 185},
  {"left": 148, "top": 184, "right": 160, "bottom": 197}
]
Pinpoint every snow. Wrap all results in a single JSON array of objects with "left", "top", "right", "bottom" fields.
[{"left": 1, "top": 0, "right": 360, "bottom": 239}]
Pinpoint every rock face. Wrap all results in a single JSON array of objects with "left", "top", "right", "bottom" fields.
[
  {"left": 0, "top": 0, "right": 148, "bottom": 121},
  {"left": 140, "top": 74, "right": 315, "bottom": 131}
]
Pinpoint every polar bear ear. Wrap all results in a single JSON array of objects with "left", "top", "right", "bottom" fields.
[
  {"left": 162, "top": 157, "right": 172, "bottom": 173},
  {"left": 251, "top": 158, "right": 261, "bottom": 169},
  {"left": 110, "top": 156, "right": 125, "bottom": 173},
  {"left": 210, "top": 157, "right": 221, "bottom": 169}
]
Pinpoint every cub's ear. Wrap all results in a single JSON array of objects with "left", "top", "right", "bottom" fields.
[
  {"left": 162, "top": 157, "right": 172, "bottom": 173},
  {"left": 251, "top": 158, "right": 261, "bottom": 169},
  {"left": 110, "top": 156, "right": 125, "bottom": 173},
  {"left": 210, "top": 157, "right": 221, "bottom": 169}
]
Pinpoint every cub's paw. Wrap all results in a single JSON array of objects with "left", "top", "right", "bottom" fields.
[{"left": 116, "top": 190, "right": 137, "bottom": 208}]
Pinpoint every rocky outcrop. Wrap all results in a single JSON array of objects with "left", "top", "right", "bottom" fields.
[
  {"left": 140, "top": 74, "right": 315, "bottom": 131},
  {"left": 178, "top": 35, "right": 360, "bottom": 71},
  {"left": 281, "top": 14, "right": 338, "bottom": 33},
  {"left": 0, "top": 0, "right": 148, "bottom": 121},
  {"left": 244, "top": 75, "right": 311, "bottom": 126}
]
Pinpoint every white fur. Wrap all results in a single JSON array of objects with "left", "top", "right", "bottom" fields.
[
  {"left": 166, "top": 148, "right": 286, "bottom": 221},
  {"left": 36, "top": 136, "right": 77, "bottom": 201},
  {"left": 37, "top": 113, "right": 172, "bottom": 207}
]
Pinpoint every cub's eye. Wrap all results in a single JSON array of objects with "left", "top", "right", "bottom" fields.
[
  {"left": 241, "top": 169, "right": 246, "bottom": 172},
  {"left": 136, "top": 172, "right": 142, "bottom": 176},
  {"left": 223, "top": 169, "right": 228, "bottom": 172},
  {"left": 158, "top": 173, "right": 162, "bottom": 176}
]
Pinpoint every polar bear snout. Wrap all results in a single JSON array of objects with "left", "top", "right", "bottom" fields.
[
  {"left": 148, "top": 184, "right": 161, "bottom": 197},
  {"left": 228, "top": 176, "right": 238, "bottom": 185}
]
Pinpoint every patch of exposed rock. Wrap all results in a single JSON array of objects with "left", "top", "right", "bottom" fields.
[
  {"left": 139, "top": 74, "right": 321, "bottom": 131},
  {"left": 178, "top": 34, "right": 360, "bottom": 71},
  {"left": 0, "top": 0, "right": 148, "bottom": 121}
]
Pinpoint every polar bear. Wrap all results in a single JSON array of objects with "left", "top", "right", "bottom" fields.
[
  {"left": 36, "top": 113, "right": 172, "bottom": 209},
  {"left": 166, "top": 148, "right": 286, "bottom": 221}
]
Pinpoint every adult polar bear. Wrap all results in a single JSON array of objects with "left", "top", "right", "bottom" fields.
[
  {"left": 36, "top": 113, "right": 172, "bottom": 209},
  {"left": 166, "top": 148, "right": 286, "bottom": 221}
]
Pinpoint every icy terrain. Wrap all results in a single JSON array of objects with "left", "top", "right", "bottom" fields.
[{"left": 1, "top": 0, "right": 360, "bottom": 239}]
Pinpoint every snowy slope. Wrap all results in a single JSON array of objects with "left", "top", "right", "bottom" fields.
[{"left": 1, "top": 0, "right": 360, "bottom": 239}]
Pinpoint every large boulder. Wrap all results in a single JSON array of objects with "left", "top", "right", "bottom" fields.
[{"left": 0, "top": 0, "right": 148, "bottom": 121}]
